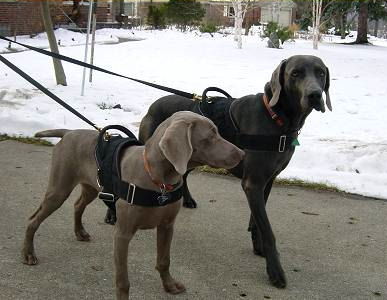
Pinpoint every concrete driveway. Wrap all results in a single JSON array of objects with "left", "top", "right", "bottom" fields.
[{"left": 0, "top": 140, "right": 386, "bottom": 300}]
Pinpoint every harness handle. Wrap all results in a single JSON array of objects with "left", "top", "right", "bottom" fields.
[
  {"left": 97, "top": 125, "right": 137, "bottom": 145},
  {"left": 95, "top": 124, "right": 140, "bottom": 185},
  {"left": 202, "top": 87, "right": 232, "bottom": 102}
]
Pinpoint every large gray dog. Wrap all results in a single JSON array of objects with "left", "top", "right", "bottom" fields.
[{"left": 107, "top": 55, "right": 332, "bottom": 288}]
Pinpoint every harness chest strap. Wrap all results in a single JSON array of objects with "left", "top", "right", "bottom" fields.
[
  {"left": 95, "top": 126, "right": 183, "bottom": 210},
  {"left": 263, "top": 93, "right": 300, "bottom": 149},
  {"left": 232, "top": 94, "right": 300, "bottom": 152}
]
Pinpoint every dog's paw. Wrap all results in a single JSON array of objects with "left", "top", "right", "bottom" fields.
[
  {"left": 104, "top": 208, "right": 117, "bottom": 225},
  {"left": 267, "top": 263, "right": 287, "bottom": 289},
  {"left": 76, "top": 229, "right": 91, "bottom": 241},
  {"left": 23, "top": 253, "right": 38, "bottom": 265},
  {"left": 183, "top": 198, "right": 197, "bottom": 209},
  {"left": 163, "top": 279, "right": 186, "bottom": 294}
]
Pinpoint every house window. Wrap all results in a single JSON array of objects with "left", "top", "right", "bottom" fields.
[
  {"left": 0, "top": 25, "right": 10, "bottom": 37},
  {"left": 223, "top": 5, "right": 234, "bottom": 17}
]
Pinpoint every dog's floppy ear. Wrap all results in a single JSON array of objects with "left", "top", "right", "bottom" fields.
[
  {"left": 159, "top": 120, "right": 193, "bottom": 175},
  {"left": 268, "top": 59, "right": 287, "bottom": 107},
  {"left": 264, "top": 82, "right": 273, "bottom": 99},
  {"left": 324, "top": 67, "right": 332, "bottom": 111}
]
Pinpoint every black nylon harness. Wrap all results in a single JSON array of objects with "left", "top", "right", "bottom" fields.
[
  {"left": 95, "top": 125, "right": 182, "bottom": 210},
  {"left": 194, "top": 91, "right": 298, "bottom": 153}
]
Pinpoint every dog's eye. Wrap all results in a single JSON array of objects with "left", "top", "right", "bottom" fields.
[
  {"left": 291, "top": 71, "right": 299, "bottom": 77},
  {"left": 319, "top": 71, "right": 325, "bottom": 77}
]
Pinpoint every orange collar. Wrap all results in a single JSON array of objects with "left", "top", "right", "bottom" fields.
[
  {"left": 143, "top": 149, "right": 175, "bottom": 192},
  {"left": 263, "top": 94, "right": 284, "bottom": 127}
]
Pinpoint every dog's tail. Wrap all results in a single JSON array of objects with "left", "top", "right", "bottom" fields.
[{"left": 35, "top": 129, "right": 70, "bottom": 138}]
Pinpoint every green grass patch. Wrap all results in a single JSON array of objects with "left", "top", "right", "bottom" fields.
[
  {"left": 197, "top": 166, "right": 341, "bottom": 192},
  {"left": 0, "top": 134, "right": 53, "bottom": 146},
  {"left": 196, "top": 166, "right": 231, "bottom": 176},
  {"left": 274, "top": 178, "right": 341, "bottom": 192}
]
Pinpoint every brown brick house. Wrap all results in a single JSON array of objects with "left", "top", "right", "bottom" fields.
[
  {"left": 0, "top": 0, "right": 111, "bottom": 37},
  {"left": 0, "top": 0, "right": 295, "bottom": 37},
  {"left": 124, "top": 0, "right": 294, "bottom": 28},
  {"left": 0, "top": 0, "right": 44, "bottom": 36}
]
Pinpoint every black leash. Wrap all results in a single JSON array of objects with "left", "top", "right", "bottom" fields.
[
  {"left": 0, "top": 54, "right": 100, "bottom": 131},
  {"left": 0, "top": 35, "right": 198, "bottom": 100},
  {"left": 0, "top": 35, "right": 233, "bottom": 132}
]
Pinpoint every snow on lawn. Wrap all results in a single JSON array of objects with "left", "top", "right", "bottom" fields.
[{"left": 1, "top": 28, "right": 386, "bottom": 199}]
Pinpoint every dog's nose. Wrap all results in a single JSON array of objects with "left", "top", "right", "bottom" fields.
[
  {"left": 233, "top": 148, "right": 245, "bottom": 163},
  {"left": 308, "top": 90, "right": 323, "bottom": 103},
  {"left": 239, "top": 149, "right": 245, "bottom": 160}
]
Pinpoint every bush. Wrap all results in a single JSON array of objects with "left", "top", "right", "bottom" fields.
[
  {"left": 199, "top": 23, "right": 217, "bottom": 35},
  {"left": 165, "top": 0, "right": 205, "bottom": 31},
  {"left": 147, "top": 5, "right": 167, "bottom": 29},
  {"left": 263, "top": 22, "right": 293, "bottom": 48}
]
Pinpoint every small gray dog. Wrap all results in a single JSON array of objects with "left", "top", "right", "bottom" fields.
[
  {"left": 22, "top": 111, "right": 244, "bottom": 299},
  {"left": 107, "top": 55, "right": 332, "bottom": 289}
]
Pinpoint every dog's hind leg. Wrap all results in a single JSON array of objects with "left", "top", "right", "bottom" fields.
[
  {"left": 156, "top": 223, "right": 186, "bottom": 294},
  {"left": 248, "top": 178, "right": 274, "bottom": 257},
  {"left": 74, "top": 184, "right": 98, "bottom": 241},
  {"left": 22, "top": 182, "right": 76, "bottom": 265}
]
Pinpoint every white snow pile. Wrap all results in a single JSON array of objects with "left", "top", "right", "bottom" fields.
[{"left": 1, "top": 28, "right": 386, "bottom": 199}]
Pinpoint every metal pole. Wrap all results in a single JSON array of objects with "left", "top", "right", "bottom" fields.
[
  {"left": 81, "top": 0, "right": 94, "bottom": 96},
  {"left": 89, "top": 2, "right": 97, "bottom": 83}
]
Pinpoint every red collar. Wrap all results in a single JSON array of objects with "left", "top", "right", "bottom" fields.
[
  {"left": 263, "top": 94, "right": 284, "bottom": 127},
  {"left": 143, "top": 149, "right": 175, "bottom": 192}
]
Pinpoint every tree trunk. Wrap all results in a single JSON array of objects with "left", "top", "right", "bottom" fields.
[
  {"left": 312, "top": 0, "right": 322, "bottom": 50},
  {"left": 355, "top": 0, "right": 369, "bottom": 44},
  {"left": 340, "top": 12, "right": 347, "bottom": 39},
  {"left": 232, "top": 0, "right": 244, "bottom": 49},
  {"left": 373, "top": 19, "right": 379, "bottom": 37},
  {"left": 244, "top": 17, "right": 251, "bottom": 36},
  {"left": 40, "top": 0, "right": 67, "bottom": 86}
]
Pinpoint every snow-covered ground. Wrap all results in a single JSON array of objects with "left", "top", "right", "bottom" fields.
[{"left": 1, "top": 28, "right": 386, "bottom": 199}]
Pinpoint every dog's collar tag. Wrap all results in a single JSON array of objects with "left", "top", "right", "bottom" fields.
[
  {"left": 292, "top": 138, "right": 300, "bottom": 146},
  {"left": 157, "top": 193, "right": 170, "bottom": 205}
]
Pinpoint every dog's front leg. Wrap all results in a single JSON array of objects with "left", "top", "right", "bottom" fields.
[
  {"left": 242, "top": 176, "right": 286, "bottom": 289},
  {"left": 156, "top": 223, "right": 186, "bottom": 294},
  {"left": 114, "top": 230, "right": 133, "bottom": 300},
  {"left": 114, "top": 203, "right": 136, "bottom": 300}
]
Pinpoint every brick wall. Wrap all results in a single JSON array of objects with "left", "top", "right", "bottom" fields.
[
  {"left": 0, "top": 1, "right": 43, "bottom": 36},
  {"left": 74, "top": 4, "right": 110, "bottom": 28},
  {"left": 0, "top": 1, "right": 111, "bottom": 36}
]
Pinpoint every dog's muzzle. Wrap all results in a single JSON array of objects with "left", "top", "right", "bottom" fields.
[{"left": 307, "top": 90, "right": 325, "bottom": 113}]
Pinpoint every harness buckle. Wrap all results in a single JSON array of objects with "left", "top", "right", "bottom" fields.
[
  {"left": 126, "top": 183, "right": 136, "bottom": 205},
  {"left": 98, "top": 192, "right": 115, "bottom": 202},
  {"left": 279, "top": 135, "right": 286, "bottom": 153}
]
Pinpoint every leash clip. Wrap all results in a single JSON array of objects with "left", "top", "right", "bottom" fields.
[
  {"left": 192, "top": 94, "right": 202, "bottom": 102},
  {"left": 279, "top": 135, "right": 286, "bottom": 153}
]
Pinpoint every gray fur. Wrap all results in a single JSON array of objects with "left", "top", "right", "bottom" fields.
[
  {"left": 22, "top": 112, "right": 244, "bottom": 298},
  {"left": 133, "top": 55, "right": 332, "bottom": 289}
]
